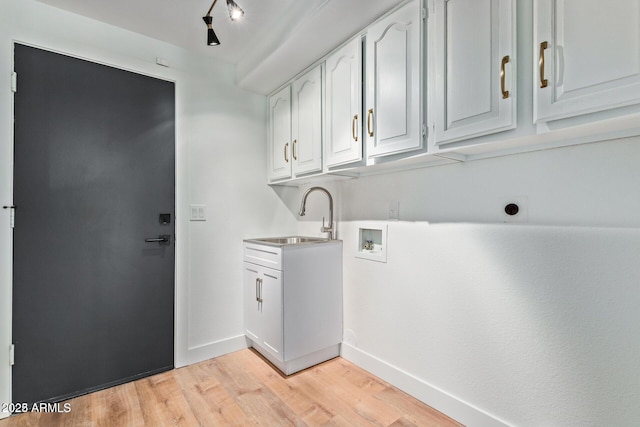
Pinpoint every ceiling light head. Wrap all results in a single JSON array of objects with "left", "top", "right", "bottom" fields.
[
  {"left": 202, "top": 15, "right": 220, "bottom": 46},
  {"left": 202, "top": 0, "right": 243, "bottom": 46},
  {"left": 226, "top": 0, "right": 245, "bottom": 21}
]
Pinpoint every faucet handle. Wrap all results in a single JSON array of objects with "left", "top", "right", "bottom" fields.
[{"left": 321, "top": 217, "right": 333, "bottom": 232}]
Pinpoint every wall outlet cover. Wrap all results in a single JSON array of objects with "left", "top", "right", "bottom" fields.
[
  {"left": 498, "top": 196, "right": 528, "bottom": 223},
  {"left": 388, "top": 201, "right": 399, "bottom": 221},
  {"left": 356, "top": 222, "right": 388, "bottom": 263}
]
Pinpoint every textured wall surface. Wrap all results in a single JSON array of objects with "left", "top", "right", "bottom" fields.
[{"left": 297, "top": 138, "right": 640, "bottom": 426}]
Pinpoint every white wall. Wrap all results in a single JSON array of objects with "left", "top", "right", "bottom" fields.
[
  {"left": 0, "top": 0, "right": 296, "bottom": 414},
  {"left": 296, "top": 138, "right": 640, "bottom": 426},
  {"left": 183, "top": 55, "right": 297, "bottom": 362}
]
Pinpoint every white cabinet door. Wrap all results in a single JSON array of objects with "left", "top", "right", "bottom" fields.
[
  {"left": 243, "top": 263, "right": 261, "bottom": 343},
  {"left": 366, "top": 0, "right": 424, "bottom": 158},
  {"left": 434, "top": 0, "right": 515, "bottom": 145},
  {"left": 268, "top": 86, "right": 292, "bottom": 181},
  {"left": 259, "top": 267, "right": 283, "bottom": 361},
  {"left": 534, "top": 0, "right": 640, "bottom": 122},
  {"left": 326, "top": 37, "right": 363, "bottom": 167},
  {"left": 292, "top": 65, "right": 323, "bottom": 175},
  {"left": 244, "top": 262, "right": 283, "bottom": 361}
]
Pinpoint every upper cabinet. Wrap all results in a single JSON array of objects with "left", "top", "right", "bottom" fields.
[
  {"left": 534, "top": 0, "right": 640, "bottom": 123},
  {"left": 268, "top": 86, "right": 292, "bottom": 181},
  {"left": 325, "top": 37, "right": 363, "bottom": 168},
  {"left": 433, "top": 0, "right": 516, "bottom": 145},
  {"left": 365, "top": 0, "right": 424, "bottom": 158},
  {"left": 267, "top": 0, "right": 640, "bottom": 185},
  {"left": 292, "top": 65, "right": 323, "bottom": 175},
  {"left": 268, "top": 64, "right": 323, "bottom": 182}
]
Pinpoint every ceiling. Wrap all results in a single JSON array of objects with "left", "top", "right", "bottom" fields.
[{"left": 34, "top": 0, "right": 404, "bottom": 93}]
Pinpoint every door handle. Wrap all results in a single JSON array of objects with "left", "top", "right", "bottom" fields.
[
  {"left": 352, "top": 114, "right": 359, "bottom": 142},
  {"left": 500, "top": 55, "right": 510, "bottom": 99},
  {"left": 539, "top": 41, "right": 548, "bottom": 88},
  {"left": 145, "top": 235, "right": 170, "bottom": 244},
  {"left": 257, "top": 278, "right": 263, "bottom": 303}
]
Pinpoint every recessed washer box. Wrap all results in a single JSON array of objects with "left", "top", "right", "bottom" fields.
[{"left": 356, "top": 223, "right": 388, "bottom": 263}]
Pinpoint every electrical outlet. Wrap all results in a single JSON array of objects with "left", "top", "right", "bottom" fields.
[
  {"left": 498, "top": 197, "right": 528, "bottom": 223},
  {"left": 388, "top": 201, "right": 399, "bottom": 220}
]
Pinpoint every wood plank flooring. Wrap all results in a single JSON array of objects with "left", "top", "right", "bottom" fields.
[{"left": 0, "top": 349, "right": 462, "bottom": 426}]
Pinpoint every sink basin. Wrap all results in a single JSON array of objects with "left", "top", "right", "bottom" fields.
[{"left": 245, "top": 236, "right": 330, "bottom": 246}]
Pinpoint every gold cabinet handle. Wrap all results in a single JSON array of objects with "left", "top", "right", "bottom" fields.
[
  {"left": 352, "top": 114, "right": 359, "bottom": 142},
  {"left": 500, "top": 55, "right": 510, "bottom": 99},
  {"left": 293, "top": 139, "right": 297, "bottom": 160},
  {"left": 284, "top": 143, "right": 289, "bottom": 163},
  {"left": 366, "top": 108, "right": 374, "bottom": 137},
  {"left": 539, "top": 41, "right": 548, "bottom": 88}
]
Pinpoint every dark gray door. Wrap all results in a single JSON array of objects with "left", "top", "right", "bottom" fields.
[{"left": 12, "top": 44, "right": 175, "bottom": 405}]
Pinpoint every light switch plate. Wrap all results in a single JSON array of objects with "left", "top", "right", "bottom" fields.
[{"left": 190, "top": 204, "right": 206, "bottom": 221}]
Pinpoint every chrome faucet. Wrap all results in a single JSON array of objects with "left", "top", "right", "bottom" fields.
[{"left": 299, "top": 186, "right": 334, "bottom": 240}]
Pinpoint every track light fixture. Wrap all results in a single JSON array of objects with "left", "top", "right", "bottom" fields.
[
  {"left": 202, "top": 0, "right": 245, "bottom": 46},
  {"left": 226, "top": 0, "right": 245, "bottom": 21}
]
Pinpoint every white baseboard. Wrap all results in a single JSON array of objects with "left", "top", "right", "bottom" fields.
[
  {"left": 184, "top": 335, "right": 248, "bottom": 366},
  {"left": 341, "top": 343, "right": 511, "bottom": 427}
]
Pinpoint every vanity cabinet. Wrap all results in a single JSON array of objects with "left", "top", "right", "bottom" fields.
[
  {"left": 268, "top": 65, "right": 323, "bottom": 182},
  {"left": 325, "top": 36, "right": 363, "bottom": 167},
  {"left": 534, "top": 0, "right": 640, "bottom": 123},
  {"left": 433, "top": 0, "right": 516, "bottom": 145},
  {"left": 365, "top": 0, "right": 424, "bottom": 158},
  {"left": 243, "top": 240, "right": 342, "bottom": 375}
]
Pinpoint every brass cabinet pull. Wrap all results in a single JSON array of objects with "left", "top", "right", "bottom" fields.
[
  {"left": 293, "top": 139, "right": 297, "bottom": 160},
  {"left": 500, "top": 55, "right": 510, "bottom": 99},
  {"left": 352, "top": 114, "right": 359, "bottom": 142},
  {"left": 284, "top": 143, "right": 289, "bottom": 163},
  {"left": 539, "top": 41, "right": 548, "bottom": 88},
  {"left": 366, "top": 108, "right": 374, "bottom": 137}
]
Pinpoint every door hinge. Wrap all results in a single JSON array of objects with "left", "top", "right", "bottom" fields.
[
  {"left": 422, "top": 123, "right": 428, "bottom": 138},
  {"left": 422, "top": 7, "right": 427, "bottom": 19},
  {"left": 9, "top": 344, "right": 15, "bottom": 366},
  {"left": 11, "top": 72, "right": 17, "bottom": 93},
  {"left": 3, "top": 205, "right": 15, "bottom": 228}
]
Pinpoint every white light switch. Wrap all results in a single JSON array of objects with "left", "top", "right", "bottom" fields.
[{"left": 190, "top": 204, "right": 206, "bottom": 221}]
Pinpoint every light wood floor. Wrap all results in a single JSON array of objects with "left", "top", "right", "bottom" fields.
[{"left": 0, "top": 349, "right": 462, "bottom": 426}]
